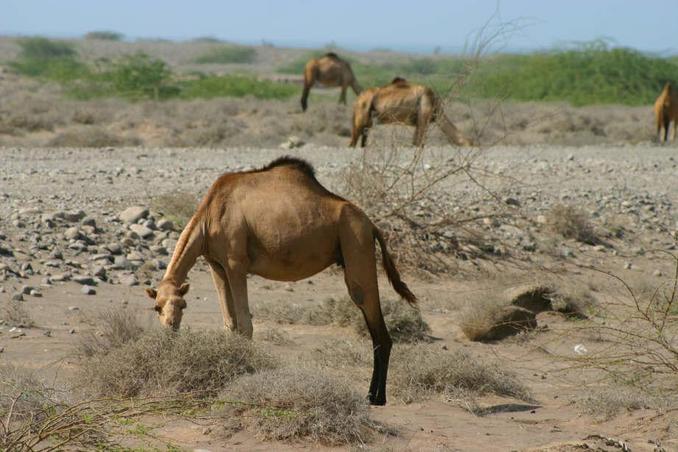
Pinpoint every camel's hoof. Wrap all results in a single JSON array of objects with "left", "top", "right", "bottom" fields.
[{"left": 368, "top": 395, "right": 386, "bottom": 406}]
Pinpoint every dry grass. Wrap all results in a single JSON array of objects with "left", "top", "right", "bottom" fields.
[
  {"left": 218, "top": 368, "right": 385, "bottom": 445},
  {"left": 77, "top": 309, "right": 145, "bottom": 357},
  {"left": 458, "top": 291, "right": 536, "bottom": 341},
  {"left": 151, "top": 191, "right": 199, "bottom": 228},
  {"left": 549, "top": 285, "right": 598, "bottom": 319},
  {"left": 546, "top": 204, "right": 599, "bottom": 245},
  {"left": 576, "top": 387, "right": 666, "bottom": 420},
  {"left": 254, "top": 296, "right": 430, "bottom": 343},
  {"left": 46, "top": 125, "right": 141, "bottom": 147},
  {"left": 79, "top": 329, "right": 276, "bottom": 398},
  {"left": 0, "top": 301, "right": 35, "bottom": 328},
  {"left": 391, "top": 345, "right": 533, "bottom": 404}
]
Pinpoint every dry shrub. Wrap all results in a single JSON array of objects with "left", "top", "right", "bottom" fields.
[
  {"left": 79, "top": 329, "right": 276, "bottom": 397},
  {"left": 549, "top": 285, "right": 597, "bottom": 319},
  {"left": 255, "top": 296, "right": 430, "bottom": 343},
  {"left": 257, "top": 328, "right": 293, "bottom": 345},
  {"left": 546, "top": 204, "right": 598, "bottom": 245},
  {"left": 151, "top": 191, "right": 198, "bottom": 228},
  {"left": 391, "top": 345, "right": 533, "bottom": 403},
  {"left": 77, "top": 309, "right": 145, "bottom": 357},
  {"left": 219, "top": 368, "right": 383, "bottom": 445},
  {"left": 47, "top": 126, "right": 141, "bottom": 147},
  {"left": 458, "top": 290, "right": 536, "bottom": 342},
  {"left": 576, "top": 387, "right": 666, "bottom": 421},
  {"left": 0, "top": 365, "right": 54, "bottom": 426},
  {"left": 0, "top": 301, "right": 35, "bottom": 328},
  {"left": 309, "top": 339, "right": 372, "bottom": 369}
]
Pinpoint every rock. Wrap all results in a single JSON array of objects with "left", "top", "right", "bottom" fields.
[
  {"left": 119, "top": 273, "right": 138, "bottom": 286},
  {"left": 57, "top": 210, "right": 86, "bottom": 222},
  {"left": 0, "top": 244, "right": 13, "bottom": 257},
  {"left": 119, "top": 206, "right": 149, "bottom": 224},
  {"left": 504, "top": 197, "right": 521, "bottom": 207},
  {"left": 624, "top": 262, "right": 633, "bottom": 270},
  {"left": 157, "top": 218, "right": 174, "bottom": 231},
  {"left": 92, "top": 265, "right": 107, "bottom": 279},
  {"left": 536, "top": 215, "right": 548, "bottom": 225},
  {"left": 11, "top": 292, "right": 24, "bottom": 301},
  {"left": 50, "top": 273, "right": 71, "bottom": 282},
  {"left": 280, "top": 135, "right": 305, "bottom": 149},
  {"left": 68, "top": 306, "right": 80, "bottom": 311},
  {"left": 30, "top": 289, "right": 42, "bottom": 297},
  {"left": 653, "top": 269, "right": 663, "bottom": 277},
  {"left": 21, "top": 285, "right": 35, "bottom": 295},
  {"left": 64, "top": 227, "right": 83, "bottom": 241},
  {"left": 81, "top": 285, "right": 96, "bottom": 295},
  {"left": 506, "top": 285, "right": 554, "bottom": 314},
  {"left": 129, "top": 224, "right": 154, "bottom": 239},
  {"left": 106, "top": 243, "right": 123, "bottom": 255},
  {"left": 81, "top": 217, "right": 96, "bottom": 227},
  {"left": 73, "top": 275, "right": 97, "bottom": 286},
  {"left": 112, "top": 256, "right": 130, "bottom": 270}
]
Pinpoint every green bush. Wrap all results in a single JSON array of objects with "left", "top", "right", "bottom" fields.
[
  {"left": 104, "top": 53, "right": 177, "bottom": 99},
  {"left": 84, "top": 30, "right": 123, "bottom": 41},
  {"left": 10, "top": 37, "right": 88, "bottom": 81},
  {"left": 179, "top": 74, "right": 297, "bottom": 99},
  {"left": 194, "top": 46, "right": 256, "bottom": 64}
]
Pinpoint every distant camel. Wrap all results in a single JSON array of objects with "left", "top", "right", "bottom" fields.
[
  {"left": 301, "top": 52, "right": 362, "bottom": 111},
  {"left": 146, "top": 156, "right": 416, "bottom": 406},
  {"left": 654, "top": 81, "right": 678, "bottom": 143},
  {"left": 350, "top": 77, "right": 473, "bottom": 148}
]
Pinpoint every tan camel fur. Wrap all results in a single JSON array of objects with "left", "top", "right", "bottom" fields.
[
  {"left": 301, "top": 52, "right": 362, "bottom": 111},
  {"left": 350, "top": 77, "right": 473, "bottom": 147},
  {"left": 145, "top": 156, "right": 416, "bottom": 405},
  {"left": 654, "top": 82, "right": 678, "bottom": 143}
]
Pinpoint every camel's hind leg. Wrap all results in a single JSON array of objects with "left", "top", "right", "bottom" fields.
[
  {"left": 208, "top": 261, "right": 236, "bottom": 331},
  {"left": 664, "top": 116, "right": 671, "bottom": 143},
  {"left": 339, "top": 83, "right": 348, "bottom": 105},
  {"left": 339, "top": 206, "right": 392, "bottom": 405}
]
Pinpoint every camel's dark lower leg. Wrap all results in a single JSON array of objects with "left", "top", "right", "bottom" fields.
[
  {"left": 363, "top": 311, "right": 392, "bottom": 405},
  {"left": 664, "top": 118, "right": 670, "bottom": 143},
  {"left": 301, "top": 84, "right": 312, "bottom": 112}
]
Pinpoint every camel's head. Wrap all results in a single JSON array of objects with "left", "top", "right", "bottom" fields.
[{"left": 145, "top": 282, "right": 190, "bottom": 330}]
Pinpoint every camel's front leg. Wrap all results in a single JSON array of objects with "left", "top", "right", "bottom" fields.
[
  {"left": 339, "top": 84, "right": 348, "bottom": 105},
  {"left": 208, "top": 261, "right": 236, "bottom": 331},
  {"left": 225, "top": 262, "right": 253, "bottom": 338}
]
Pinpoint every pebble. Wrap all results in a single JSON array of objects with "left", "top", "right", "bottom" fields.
[
  {"left": 73, "top": 275, "right": 97, "bottom": 286},
  {"left": 119, "top": 206, "right": 149, "bottom": 224},
  {"left": 129, "top": 224, "right": 154, "bottom": 239},
  {"left": 81, "top": 285, "right": 96, "bottom": 295}
]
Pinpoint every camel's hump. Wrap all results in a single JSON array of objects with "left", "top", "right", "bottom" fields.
[{"left": 260, "top": 156, "right": 316, "bottom": 178}]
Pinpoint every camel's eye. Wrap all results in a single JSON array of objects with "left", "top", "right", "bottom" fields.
[{"left": 154, "top": 305, "right": 162, "bottom": 314}]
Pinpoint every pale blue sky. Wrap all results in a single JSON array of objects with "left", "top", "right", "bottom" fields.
[{"left": 2, "top": 1, "right": 675, "bottom": 54}]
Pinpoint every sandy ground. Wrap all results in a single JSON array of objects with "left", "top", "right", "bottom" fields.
[{"left": 0, "top": 145, "right": 677, "bottom": 451}]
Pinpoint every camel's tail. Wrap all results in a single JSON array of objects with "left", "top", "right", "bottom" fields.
[{"left": 374, "top": 227, "right": 417, "bottom": 305}]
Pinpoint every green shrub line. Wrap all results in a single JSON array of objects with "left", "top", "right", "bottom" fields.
[
  {"left": 194, "top": 45, "right": 257, "bottom": 64},
  {"left": 10, "top": 38, "right": 294, "bottom": 101},
  {"left": 278, "top": 41, "right": 678, "bottom": 106},
  {"left": 10, "top": 37, "right": 678, "bottom": 105}
]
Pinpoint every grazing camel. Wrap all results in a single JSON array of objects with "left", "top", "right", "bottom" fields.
[
  {"left": 145, "top": 156, "right": 416, "bottom": 406},
  {"left": 654, "top": 82, "right": 678, "bottom": 143},
  {"left": 350, "top": 77, "right": 473, "bottom": 148},
  {"left": 301, "top": 52, "right": 362, "bottom": 111}
]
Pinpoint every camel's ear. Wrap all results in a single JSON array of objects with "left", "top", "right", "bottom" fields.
[
  {"left": 145, "top": 288, "right": 157, "bottom": 299},
  {"left": 179, "top": 283, "right": 190, "bottom": 296}
]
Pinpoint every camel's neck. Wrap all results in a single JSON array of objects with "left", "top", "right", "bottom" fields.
[{"left": 162, "top": 216, "right": 205, "bottom": 285}]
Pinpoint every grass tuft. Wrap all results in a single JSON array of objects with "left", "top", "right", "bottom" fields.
[{"left": 219, "top": 368, "right": 383, "bottom": 445}]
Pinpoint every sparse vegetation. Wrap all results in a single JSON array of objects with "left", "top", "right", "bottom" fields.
[
  {"left": 219, "top": 368, "right": 383, "bottom": 444},
  {"left": 0, "top": 301, "right": 35, "bottom": 328},
  {"left": 391, "top": 346, "right": 533, "bottom": 403},
  {"left": 254, "top": 296, "right": 430, "bottom": 343},
  {"left": 10, "top": 37, "right": 87, "bottom": 81},
  {"left": 47, "top": 125, "right": 141, "bottom": 147},
  {"left": 546, "top": 204, "right": 598, "bottom": 245},
  {"left": 178, "top": 74, "right": 297, "bottom": 100},
  {"left": 77, "top": 309, "right": 146, "bottom": 358},
  {"left": 152, "top": 191, "right": 199, "bottom": 228},
  {"left": 194, "top": 45, "right": 256, "bottom": 64},
  {"left": 576, "top": 387, "right": 664, "bottom": 420},
  {"left": 79, "top": 329, "right": 276, "bottom": 397}
]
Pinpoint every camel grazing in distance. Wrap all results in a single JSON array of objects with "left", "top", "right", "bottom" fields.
[
  {"left": 350, "top": 77, "right": 474, "bottom": 148},
  {"left": 145, "top": 156, "right": 417, "bottom": 405},
  {"left": 301, "top": 52, "right": 362, "bottom": 111},
  {"left": 654, "top": 82, "right": 678, "bottom": 143}
]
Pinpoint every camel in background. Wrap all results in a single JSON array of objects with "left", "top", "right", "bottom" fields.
[
  {"left": 654, "top": 82, "right": 678, "bottom": 143},
  {"left": 350, "top": 77, "right": 473, "bottom": 148},
  {"left": 301, "top": 52, "right": 362, "bottom": 111},
  {"left": 145, "top": 156, "right": 416, "bottom": 406}
]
